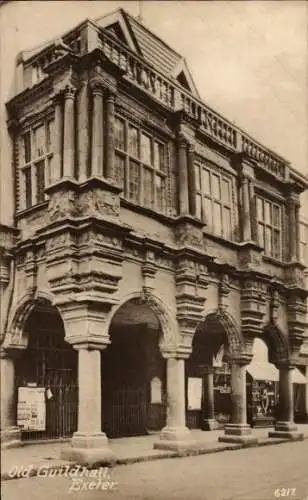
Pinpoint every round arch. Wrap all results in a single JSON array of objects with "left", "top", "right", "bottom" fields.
[
  {"left": 4, "top": 289, "right": 60, "bottom": 350},
  {"left": 261, "top": 322, "right": 290, "bottom": 363},
  {"left": 105, "top": 290, "right": 178, "bottom": 352},
  {"left": 197, "top": 308, "right": 244, "bottom": 356}
]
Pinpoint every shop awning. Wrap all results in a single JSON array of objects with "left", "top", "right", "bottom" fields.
[
  {"left": 247, "top": 362, "right": 279, "bottom": 382},
  {"left": 246, "top": 363, "right": 307, "bottom": 384},
  {"left": 292, "top": 368, "right": 307, "bottom": 384}
]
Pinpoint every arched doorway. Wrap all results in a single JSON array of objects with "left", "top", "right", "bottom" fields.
[
  {"left": 187, "top": 310, "right": 243, "bottom": 429},
  {"left": 101, "top": 298, "right": 166, "bottom": 438},
  {"left": 15, "top": 301, "right": 78, "bottom": 441}
]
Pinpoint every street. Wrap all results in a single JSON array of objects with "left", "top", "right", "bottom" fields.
[{"left": 2, "top": 440, "right": 308, "bottom": 500}]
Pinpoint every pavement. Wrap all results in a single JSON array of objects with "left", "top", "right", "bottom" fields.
[{"left": 2, "top": 425, "right": 308, "bottom": 482}]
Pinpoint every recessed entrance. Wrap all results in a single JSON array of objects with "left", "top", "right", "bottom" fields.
[
  {"left": 101, "top": 298, "right": 166, "bottom": 438},
  {"left": 15, "top": 302, "right": 78, "bottom": 441}
]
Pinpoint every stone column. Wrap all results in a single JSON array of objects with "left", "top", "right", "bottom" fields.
[
  {"left": 105, "top": 91, "right": 115, "bottom": 180},
  {"left": 240, "top": 175, "right": 252, "bottom": 242},
  {"left": 201, "top": 366, "right": 218, "bottom": 430},
  {"left": 62, "top": 86, "right": 76, "bottom": 178},
  {"left": 77, "top": 82, "right": 89, "bottom": 182},
  {"left": 91, "top": 85, "right": 104, "bottom": 177},
  {"left": 269, "top": 364, "right": 303, "bottom": 439},
  {"left": 187, "top": 143, "right": 196, "bottom": 217},
  {"left": 51, "top": 93, "right": 63, "bottom": 183},
  {"left": 287, "top": 195, "right": 298, "bottom": 262},
  {"left": 305, "top": 365, "right": 308, "bottom": 423},
  {"left": 178, "top": 136, "right": 189, "bottom": 215},
  {"left": 61, "top": 346, "right": 116, "bottom": 466},
  {"left": 0, "top": 350, "right": 21, "bottom": 448},
  {"left": 219, "top": 359, "right": 257, "bottom": 444},
  {"left": 154, "top": 355, "right": 195, "bottom": 450}
]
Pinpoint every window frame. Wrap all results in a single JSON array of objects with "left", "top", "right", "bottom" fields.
[
  {"left": 299, "top": 221, "right": 307, "bottom": 266},
  {"left": 18, "top": 119, "right": 53, "bottom": 210},
  {"left": 256, "top": 195, "right": 282, "bottom": 260},
  {"left": 194, "top": 160, "right": 234, "bottom": 241},
  {"left": 114, "top": 115, "right": 167, "bottom": 213}
]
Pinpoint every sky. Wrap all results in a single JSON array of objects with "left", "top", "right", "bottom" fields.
[{"left": 1, "top": 0, "right": 307, "bottom": 177}]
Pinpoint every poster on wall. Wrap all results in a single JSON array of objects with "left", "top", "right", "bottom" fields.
[
  {"left": 17, "top": 387, "right": 46, "bottom": 431},
  {"left": 150, "top": 377, "right": 162, "bottom": 404},
  {"left": 187, "top": 377, "right": 202, "bottom": 410}
]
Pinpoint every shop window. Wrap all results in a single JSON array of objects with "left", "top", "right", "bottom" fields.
[
  {"left": 194, "top": 161, "right": 234, "bottom": 240},
  {"left": 256, "top": 196, "right": 282, "bottom": 260}
]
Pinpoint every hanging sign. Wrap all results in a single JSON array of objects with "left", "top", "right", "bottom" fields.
[
  {"left": 187, "top": 377, "right": 202, "bottom": 410},
  {"left": 17, "top": 387, "right": 46, "bottom": 431},
  {"left": 150, "top": 377, "right": 162, "bottom": 404}
]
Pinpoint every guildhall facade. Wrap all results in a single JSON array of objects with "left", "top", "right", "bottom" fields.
[{"left": 1, "top": 8, "right": 307, "bottom": 464}]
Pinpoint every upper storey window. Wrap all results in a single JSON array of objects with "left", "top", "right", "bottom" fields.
[
  {"left": 194, "top": 161, "right": 234, "bottom": 240},
  {"left": 19, "top": 120, "right": 53, "bottom": 210},
  {"left": 256, "top": 196, "right": 282, "bottom": 260},
  {"left": 299, "top": 222, "right": 307, "bottom": 266},
  {"left": 114, "top": 116, "right": 167, "bottom": 213}
]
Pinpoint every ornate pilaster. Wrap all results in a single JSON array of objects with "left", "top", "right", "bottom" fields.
[
  {"left": 51, "top": 92, "right": 63, "bottom": 183},
  {"left": 240, "top": 278, "right": 267, "bottom": 338},
  {"left": 177, "top": 135, "right": 189, "bottom": 215},
  {"left": 76, "top": 81, "right": 90, "bottom": 182},
  {"left": 175, "top": 256, "right": 208, "bottom": 356},
  {"left": 287, "top": 192, "right": 300, "bottom": 263},
  {"left": 187, "top": 143, "right": 196, "bottom": 217},
  {"left": 90, "top": 83, "right": 104, "bottom": 177},
  {"left": 105, "top": 90, "right": 116, "bottom": 180},
  {"left": 0, "top": 348, "right": 21, "bottom": 448},
  {"left": 63, "top": 85, "right": 76, "bottom": 178}
]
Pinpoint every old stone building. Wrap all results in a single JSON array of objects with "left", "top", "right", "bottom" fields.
[{"left": 1, "top": 8, "right": 307, "bottom": 464}]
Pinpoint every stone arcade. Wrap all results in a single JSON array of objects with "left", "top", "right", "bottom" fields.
[{"left": 0, "top": 8, "right": 307, "bottom": 465}]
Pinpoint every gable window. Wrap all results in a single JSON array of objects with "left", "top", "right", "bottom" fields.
[
  {"left": 19, "top": 120, "right": 53, "bottom": 210},
  {"left": 114, "top": 116, "right": 167, "bottom": 213},
  {"left": 194, "top": 161, "right": 234, "bottom": 240},
  {"left": 256, "top": 196, "right": 282, "bottom": 260},
  {"left": 299, "top": 222, "right": 307, "bottom": 265}
]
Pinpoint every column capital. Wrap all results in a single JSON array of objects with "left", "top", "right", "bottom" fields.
[
  {"left": 287, "top": 192, "right": 300, "bottom": 207},
  {"left": 229, "top": 354, "right": 253, "bottom": 367},
  {"left": 177, "top": 134, "right": 188, "bottom": 148},
  {"left": 90, "top": 81, "right": 105, "bottom": 97},
  {"left": 64, "top": 85, "right": 77, "bottom": 100}
]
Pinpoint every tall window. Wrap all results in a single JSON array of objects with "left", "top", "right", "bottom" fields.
[
  {"left": 256, "top": 196, "right": 282, "bottom": 260},
  {"left": 19, "top": 120, "right": 53, "bottom": 209},
  {"left": 299, "top": 222, "right": 307, "bottom": 265},
  {"left": 194, "top": 161, "right": 234, "bottom": 240},
  {"left": 114, "top": 116, "right": 167, "bottom": 212}
]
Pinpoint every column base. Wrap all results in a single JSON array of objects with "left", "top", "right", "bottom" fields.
[
  {"left": 154, "top": 426, "right": 196, "bottom": 451},
  {"left": 0, "top": 427, "right": 22, "bottom": 449},
  {"left": 201, "top": 418, "right": 219, "bottom": 431},
  {"left": 218, "top": 424, "right": 258, "bottom": 445},
  {"left": 61, "top": 432, "right": 117, "bottom": 467},
  {"left": 268, "top": 421, "right": 304, "bottom": 440}
]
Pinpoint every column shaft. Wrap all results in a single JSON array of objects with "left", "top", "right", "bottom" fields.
[
  {"left": 305, "top": 366, "right": 308, "bottom": 422},
  {"left": 178, "top": 138, "right": 189, "bottom": 215},
  {"left": 278, "top": 366, "right": 294, "bottom": 423},
  {"left": 203, "top": 369, "right": 215, "bottom": 420},
  {"left": 77, "top": 348, "right": 101, "bottom": 434},
  {"left": 0, "top": 355, "right": 16, "bottom": 430},
  {"left": 63, "top": 87, "right": 76, "bottom": 178},
  {"left": 241, "top": 176, "right": 252, "bottom": 242},
  {"left": 187, "top": 145, "right": 196, "bottom": 217},
  {"left": 91, "top": 87, "right": 104, "bottom": 177},
  {"left": 166, "top": 357, "right": 186, "bottom": 428},
  {"left": 51, "top": 95, "right": 63, "bottom": 182},
  {"left": 105, "top": 92, "right": 115, "bottom": 179},
  {"left": 288, "top": 199, "right": 297, "bottom": 261},
  {"left": 230, "top": 362, "right": 247, "bottom": 425},
  {"left": 77, "top": 83, "right": 89, "bottom": 182}
]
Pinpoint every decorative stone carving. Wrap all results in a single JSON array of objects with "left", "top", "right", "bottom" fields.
[
  {"left": 176, "top": 222, "right": 204, "bottom": 248},
  {"left": 77, "top": 189, "right": 120, "bottom": 217},
  {"left": 240, "top": 278, "right": 267, "bottom": 336}
]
